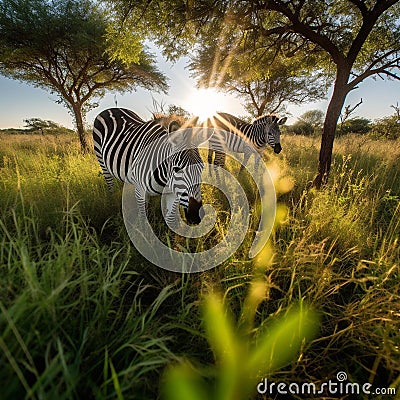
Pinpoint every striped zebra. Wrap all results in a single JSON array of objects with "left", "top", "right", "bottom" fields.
[
  {"left": 207, "top": 112, "right": 287, "bottom": 172},
  {"left": 93, "top": 108, "right": 214, "bottom": 225}
]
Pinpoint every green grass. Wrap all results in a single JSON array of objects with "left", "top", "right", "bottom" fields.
[{"left": 1, "top": 132, "right": 399, "bottom": 399}]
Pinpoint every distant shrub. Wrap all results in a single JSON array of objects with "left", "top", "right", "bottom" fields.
[
  {"left": 23, "top": 118, "right": 74, "bottom": 135},
  {"left": 0, "top": 128, "right": 27, "bottom": 135},
  {"left": 286, "top": 109, "right": 324, "bottom": 136},
  {"left": 370, "top": 115, "right": 400, "bottom": 140},
  {"left": 298, "top": 109, "right": 324, "bottom": 128},
  {"left": 336, "top": 117, "right": 371, "bottom": 135},
  {"left": 287, "top": 120, "right": 314, "bottom": 136}
]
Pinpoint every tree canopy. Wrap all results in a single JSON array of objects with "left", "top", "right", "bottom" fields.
[
  {"left": 23, "top": 118, "right": 73, "bottom": 135},
  {"left": 190, "top": 43, "right": 327, "bottom": 117},
  {"left": 109, "top": 0, "right": 400, "bottom": 186},
  {"left": 0, "top": 0, "right": 167, "bottom": 152}
]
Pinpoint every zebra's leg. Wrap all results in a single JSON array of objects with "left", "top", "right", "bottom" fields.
[
  {"left": 207, "top": 147, "right": 214, "bottom": 164},
  {"left": 162, "top": 191, "right": 175, "bottom": 219},
  {"left": 96, "top": 157, "right": 115, "bottom": 192},
  {"left": 214, "top": 150, "right": 226, "bottom": 179},
  {"left": 207, "top": 148, "right": 215, "bottom": 176},
  {"left": 123, "top": 185, "right": 147, "bottom": 240},
  {"left": 165, "top": 197, "right": 180, "bottom": 230},
  {"left": 102, "top": 168, "right": 115, "bottom": 192},
  {"left": 93, "top": 140, "right": 115, "bottom": 191},
  {"left": 239, "top": 152, "right": 251, "bottom": 173},
  {"left": 134, "top": 186, "right": 147, "bottom": 221},
  {"left": 214, "top": 150, "right": 226, "bottom": 168}
]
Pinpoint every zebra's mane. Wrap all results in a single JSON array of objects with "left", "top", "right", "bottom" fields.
[
  {"left": 215, "top": 112, "right": 279, "bottom": 127},
  {"left": 252, "top": 114, "right": 279, "bottom": 125},
  {"left": 152, "top": 113, "right": 183, "bottom": 126},
  {"left": 215, "top": 112, "right": 248, "bottom": 127}
]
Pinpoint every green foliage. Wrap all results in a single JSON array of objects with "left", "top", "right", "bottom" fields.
[
  {"left": 163, "top": 290, "right": 319, "bottom": 400},
  {"left": 167, "top": 105, "right": 192, "bottom": 119},
  {"left": 289, "top": 113, "right": 372, "bottom": 137},
  {"left": 287, "top": 109, "right": 325, "bottom": 135},
  {"left": 370, "top": 115, "right": 400, "bottom": 139},
  {"left": 23, "top": 118, "right": 74, "bottom": 135},
  {"left": 191, "top": 44, "right": 327, "bottom": 117},
  {"left": 0, "top": 133, "right": 122, "bottom": 232},
  {"left": 109, "top": 1, "right": 400, "bottom": 93},
  {"left": 108, "top": 0, "right": 329, "bottom": 116},
  {"left": 0, "top": 0, "right": 166, "bottom": 93},
  {"left": 105, "top": 23, "right": 143, "bottom": 65},
  {"left": 0, "top": 0, "right": 167, "bottom": 151},
  {"left": 298, "top": 109, "right": 324, "bottom": 129},
  {"left": 337, "top": 117, "right": 371, "bottom": 135},
  {"left": 288, "top": 120, "right": 315, "bottom": 136},
  {"left": 106, "top": 0, "right": 198, "bottom": 61},
  {"left": 0, "top": 128, "right": 27, "bottom": 134}
]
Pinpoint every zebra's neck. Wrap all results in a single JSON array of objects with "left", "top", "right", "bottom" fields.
[{"left": 216, "top": 113, "right": 263, "bottom": 142}]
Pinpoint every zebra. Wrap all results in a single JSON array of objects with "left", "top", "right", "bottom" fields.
[
  {"left": 207, "top": 112, "right": 287, "bottom": 172},
  {"left": 93, "top": 108, "right": 215, "bottom": 225}
]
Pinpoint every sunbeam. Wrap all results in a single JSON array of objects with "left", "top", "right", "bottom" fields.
[{"left": 183, "top": 87, "right": 231, "bottom": 121}]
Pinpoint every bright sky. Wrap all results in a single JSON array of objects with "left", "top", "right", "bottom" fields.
[{"left": 0, "top": 49, "right": 398, "bottom": 130}]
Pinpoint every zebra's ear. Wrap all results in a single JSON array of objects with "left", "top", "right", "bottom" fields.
[
  {"left": 167, "top": 127, "right": 215, "bottom": 147},
  {"left": 168, "top": 120, "right": 181, "bottom": 133},
  {"left": 278, "top": 117, "right": 287, "bottom": 125}
]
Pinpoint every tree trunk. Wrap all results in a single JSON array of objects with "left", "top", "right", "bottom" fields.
[
  {"left": 72, "top": 103, "right": 89, "bottom": 153},
  {"left": 312, "top": 69, "right": 350, "bottom": 188}
]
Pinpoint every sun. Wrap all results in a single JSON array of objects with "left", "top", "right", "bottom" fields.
[{"left": 184, "top": 88, "right": 229, "bottom": 122}]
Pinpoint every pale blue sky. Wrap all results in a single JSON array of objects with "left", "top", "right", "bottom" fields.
[{"left": 0, "top": 51, "right": 398, "bottom": 129}]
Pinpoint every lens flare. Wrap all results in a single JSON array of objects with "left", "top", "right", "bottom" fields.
[{"left": 184, "top": 88, "right": 230, "bottom": 121}]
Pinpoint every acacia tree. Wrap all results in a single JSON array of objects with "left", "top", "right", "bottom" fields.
[
  {"left": 109, "top": 0, "right": 400, "bottom": 186},
  {"left": 256, "top": 1, "right": 400, "bottom": 186},
  {"left": 0, "top": 0, "right": 167, "bottom": 152},
  {"left": 24, "top": 118, "right": 62, "bottom": 135},
  {"left": 190, "top": 36, "right": 326, "bottom": 117},
  {"left": 299, "top": 110, "right": 325, "bottom": 130}
]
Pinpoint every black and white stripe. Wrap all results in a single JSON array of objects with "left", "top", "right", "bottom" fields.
[
  {"left": 207, "top": 112, "right": 286, "bottom": 172},
  {"left": 93, "top": 108, "right": 213, "bottom": 225}
]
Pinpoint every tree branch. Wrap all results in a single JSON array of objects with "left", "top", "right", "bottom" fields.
[
  {"left": 260, "top": 0, "right": 344, "bottom": 64},
  {"left": 349, "top": 54, "right": 400, "bottom": 88},
  {"left": 347, "top": 0, "right": 399, "bottom": 64},
  {"left": 348, "top": 0, "right": 368, "bottom": 17}
]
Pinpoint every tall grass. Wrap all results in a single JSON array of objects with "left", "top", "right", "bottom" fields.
[
  {"left": 1, "top": 132, "right": 399, "bottom": 399},
  {"left": 0, "top": 202, "right": 183, "bottom": 398},
  {"left": 0, "top": 133, "right": 121, "bottom": 233}
]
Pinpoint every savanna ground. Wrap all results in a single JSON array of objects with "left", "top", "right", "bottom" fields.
[{"left": 0, "top": 130, "right": 399, "bottom": 399}]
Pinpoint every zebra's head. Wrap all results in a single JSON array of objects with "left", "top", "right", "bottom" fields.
[
  {"left": 166, "top": 127, "right": 215, "bottom": 225},
  {"left": 253, "top": 115, "right": 287, "bottom": 154}
]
